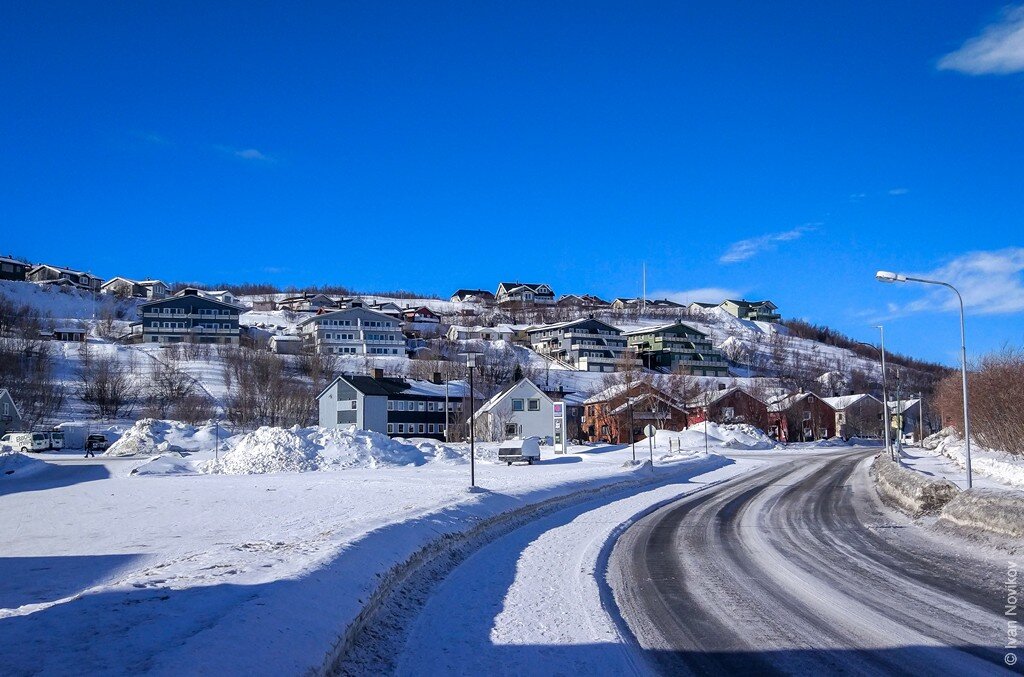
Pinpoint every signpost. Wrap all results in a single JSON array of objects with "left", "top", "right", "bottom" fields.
[
  {"left": 643, "top": 424, "right": 657, "bottom": 465},
  {"left": 553, "top": 401, "right": 566, "bottom": 454}
]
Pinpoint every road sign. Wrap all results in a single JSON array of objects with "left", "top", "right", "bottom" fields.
[{"left": 643, "top": 424, "right": 657, "bottom": 437}]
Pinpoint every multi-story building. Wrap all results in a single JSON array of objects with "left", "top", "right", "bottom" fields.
[
  {"left": 450, "top": 289, "right": 495, "bottom": 303},
  {"left": 297, "top": 306, "right": 405, "bottom": 356},
  {"left": 495, "top": 282, "right": 556, "bottom": 305},
  {"left": 767, "top": 391, "right": 835, "bottom": 442},
  {"left": 26, "top": 264, "right": 103, "bottom": 291},
  {"left": 719, "top": 299, "right": 781, "bottom": 323},
  {"left": 528, "top": 317, "right": 639, "bottom": 372},
  {"left": 472, "top": 378, "right": 554, "bottom": 441},
  {"left": 582, "top": 382, "right": 687, "bottom": 443},
  {"left": 138, "top": 288, "right": 242, "bottom": 345},
  {"left": 316, "top": 370, "right": 467, "bottom": 441},
  {"left": 822, "top": 394, "right": 884, "bottom": 439},
  {"left": 622, "top": 322, "right": 729, "bottom": 376}
]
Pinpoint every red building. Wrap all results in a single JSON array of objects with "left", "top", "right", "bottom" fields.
[
  {"left": 767, "top": 392, "right": 837, "bottom": 442},
  {"left": 582, "top": 383, "right": 687, "bottom": 444},
  {"left": 685, "top": 387, "right": 770, "bottom": 431}
]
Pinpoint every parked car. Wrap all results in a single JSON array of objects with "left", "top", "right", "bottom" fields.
[
  {"left": 85, "top": 434, "right": 109, "bottom": 452},
  {"left": 0, "top": 432, "right": 49, "bottom": 453},
  {"left": 47, "top": 431, "right": 65, "bottom": 451}
]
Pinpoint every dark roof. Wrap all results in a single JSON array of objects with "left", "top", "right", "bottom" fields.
[
  {"left": 343, "top": 375, "right": 410, "bottom": 396},
  {"left": 498, "top": 282, "right": 553, "bottom": 294},
  {"left": 452, "top": 289, "right": 495, "bottom": 298}
]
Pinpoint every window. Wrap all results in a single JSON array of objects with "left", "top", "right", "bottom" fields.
[
  {"left": 350, "top": 400, "right": 357, "bottom": 410},
  {"left": 418, "top": 402, "right": 426, "bottom": 412},
  {"left": 387, "top": 423, "right": 395, "bottom": 434},
  {"left": 398, "top": 401, "right": 406, "bottom": 411},
  {"left": 723, "top": 407, "right": 735, "bottom": 420},
  {"left": 387, "top": 401, "right": 394, "bottom": 411},
  {"left": 397, "top": 423, "right": 405, "bottom": 434},
  {"left": 527, "top": 399, "right": 540, "bottom": 411},
  {"left": 505, "top": 423, "right": 518, "bottom": 436},
  {"left": 427, "top": 402, "right": 435, "bottom": 412},
  {"left": 428, "top": 424, "right": 435, "bottom": 433},
  {"left": 512, "top": 399, "right": 525, "bottom": 412},
  {"left": 803, "top": 411, "right": 812, "bottom": 421},
  {"left": 418, "top": 423, "right": 425, "bottom": 434}
]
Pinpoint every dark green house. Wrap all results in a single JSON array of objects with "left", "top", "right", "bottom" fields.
[{"left": 622, "top": 322, "right": 729, "bottom": 376}]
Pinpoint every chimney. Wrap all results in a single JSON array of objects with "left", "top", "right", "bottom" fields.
[
  {"left": 432, "top": 372, "right": 442, "bottom": 385},
  {"left": 718, "top": 383, "right": 726, "bottom": 391},
  {"left": 373, "top": 368, "right": 384, "bottom": 379}
]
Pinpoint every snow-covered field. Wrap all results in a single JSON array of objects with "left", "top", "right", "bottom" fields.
[{"left": 0, "top": 423, "right": 786, "bottom": 675}]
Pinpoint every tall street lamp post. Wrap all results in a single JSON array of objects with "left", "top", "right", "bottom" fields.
[
  {"left": 467, "top": 353, "right": 477, "bottom": 489},
  {"left": 876, "top": 270, "right": 972, "bottom": 488},
  {"left": 857, "top": 331, "right": 892, "bottom": 460}
]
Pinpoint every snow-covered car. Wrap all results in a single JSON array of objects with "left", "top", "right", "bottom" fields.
[
  {"left": 498, "top": 437, "right": 541, "bottom": 466},
  {"left": 0, "top": 432, "right": 49, "bottom": 453},
  {"left": 85, "top": 434, "right": 110, "bottom": 452}
]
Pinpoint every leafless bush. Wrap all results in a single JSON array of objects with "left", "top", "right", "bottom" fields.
[
  {"left": 220, "top": 346, "right": 314, "bottom": 429},
  {"left": 0, "top": 336, "right": 66, "bottom": 427},
  {"left": 935, "top": 346, "right": 1024, "bottom": 455},
  {"left": 77, "top": 346, "right": 139, "bottom": 419}
]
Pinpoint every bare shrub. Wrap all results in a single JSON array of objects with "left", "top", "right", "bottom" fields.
[{"left": 77, "top": 346, "right": 139, "bottom": 419}]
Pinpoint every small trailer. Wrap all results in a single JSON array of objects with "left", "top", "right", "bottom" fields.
[{"left": 498, "top": 436, "right": 541, "bottom": 466}]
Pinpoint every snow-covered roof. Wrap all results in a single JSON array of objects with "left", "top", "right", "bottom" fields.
[
  {"left": 296, "top": 306, "right": 399, "bottom": 327},
  {"left": 888, "top": 398, "right": 921, "bottom": 413},
  {"left": 0, "top": 388, "right": 22, "bottom": 421},
  {"left": 620, "top": 321, "right": 706, "bottom": 337},
  {"left": 821, "top": 394, "right": 880, "bottom": 410},
  {"left": 0, "top": 257, "right": 30, "bottom": 267},
  {"left": 475, "top": 378, "right": 552, "bottom": 417}
]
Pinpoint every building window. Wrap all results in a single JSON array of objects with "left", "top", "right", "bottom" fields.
[
  {"left": 512, "top": 399, "right": 524, "bottom": 412},
  {"left": 505, "top": 423, "right": 518, "bottom": 436},
  {"left": 527, "top": 399, "right": 540, "bottom": 411},
  {"left": 418, "top": 402, "right": 426, "bottom": 412},
  {"left": 398, "top": 401, "right": 406, "bottom": 411},
  {"left": 388, "top": 423, "right": 394, "bottom": 434},
  {"left": 387, "top": 401, "right": 394, "bottom": 411},
  {"left": 803, "top": 411, "right": 812, "bottom": 421},
  {"left": 428, "top": 424, "right": 435, "bottom": 433},
  {"left": 723, "top": 407, "right": 735, "bottom": 420},
  {"left": 350, "top": 400, "right": 357, "bottom": 410}
]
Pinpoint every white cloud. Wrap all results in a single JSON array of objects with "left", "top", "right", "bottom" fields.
[
  {"left": 888, "top": 187, "right": 909, "bottom": 196},
  {"left": 938, "top": 6, "right": 1024, "bottom": 75},
  {"left": 216, "top": 145, "right": 274, "bottom": 162},
  {"left": 649, "top": 287, "right": 744, "bottom": 305},
  {"left": 886, "top": 248, "right": 1024, "bottom": 316},
  {"left": 719, "top": 225, "right": 815, "bottom": 264}
]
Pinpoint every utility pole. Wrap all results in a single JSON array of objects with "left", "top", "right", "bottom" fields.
[
  {"left": 876, "top": 325, "right": 893, "bottom": 461},
  {"left": 467, "top": 353, "right": 477, "bottom": 488},
  {"left": 893, "top": 367, "right": 902, "bottom": 464}
]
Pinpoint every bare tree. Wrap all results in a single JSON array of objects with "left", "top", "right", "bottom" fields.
[{"left": 77, "top": 345, "right": 139, "bottom": 419}]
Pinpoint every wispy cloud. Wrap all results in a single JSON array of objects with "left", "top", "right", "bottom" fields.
[
  {"left": 888, "top": 187, "right": 909, "bottom": 196},
  {"left": 132, "top": 131, "right": 170, "bottom": 145},
  {"left": 649, "top": 287, "right": 744, "bottom": 305},
  {"left": 938, "top": 6, "right": 1024, "bottom": 75},
  {"left": 719, "top": 225, "right": 815, "bottom": 264},
  {"left": 884, "top": 248, "right": 1024, "bottom": 316},
  {"left": 216, "top": 145, "right": 275, "bottom": 162}
]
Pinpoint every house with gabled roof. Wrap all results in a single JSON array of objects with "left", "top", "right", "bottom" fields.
[
  {"left": 821, "top": 393, "right": 884, "bottom": 439},
  {"left": 450, "top": 289, "right": 496, "bottom": 303},
  {"left": 686, "top": 387, "right": 769, "bottom": 430},
  {"left": 767, "top": 391, "right": 835, "bottom": 442},
  {"left": 317, "top": 369, "right": 467, "bottom": 441},
  {"left": 495, "top": 282, "right": 555, "bottom": 305},
  {"left": 472, "top": 378, "right": 554, "bottom": 441},
  {"left": 101, "top": 277, "right": 169, "bottom": 300},
  {"left": 27, "top": 264, "right": 103, "bottom": 291},
  {"left": 0, "top": 256, "right": 31, "bottom": 281},
  {"left": 719, "top": 299, "right": 781, "bottom": 323},
  {"left": 0, "top": 388, "right": 24, "bottom": 436},
  {"left": 582, "top": 382, "right": 687, "bottom": 443}
]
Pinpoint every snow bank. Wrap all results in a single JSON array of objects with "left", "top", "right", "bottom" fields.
[
  {"left": 923, "top": 428, "right": 1024, "bottom": 489},
  {"left": 939, "top": 488, "right": 1024, "bottom": 539},
  {"left": 211, "top": 426, "right": 428, "bottom": 474},
  {"left": 655, "top": 422, "right": 775, "bottom": 451},
  {"left": 0, "top": 452, "right": 50, "bottom": 479},
  {"left": 105, "top": 419, "right": 228, "bottom": 457},
  {"left": 870, "top": 453, "right": 959, "bottom": 517}
]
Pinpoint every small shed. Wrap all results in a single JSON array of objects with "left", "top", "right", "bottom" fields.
[{"left": 269, "top": 335, "right": 303, "bottom": 355}]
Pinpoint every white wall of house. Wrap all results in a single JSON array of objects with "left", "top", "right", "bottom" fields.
[{"left": 479, "top": 380, "right": 554, "bottom": 440}]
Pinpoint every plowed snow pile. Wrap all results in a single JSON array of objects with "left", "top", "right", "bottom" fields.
[
  {"left": 923, "top": 427, "right": 1024, "bottom": 489},
  {"left": 661, "top": 422, "right": 775, "bottom": 451},
  {"left": 105, "top": 419, "right": 228, "bottom": 457},
  {"left": 211, "top": 426, "right": 428, "bottom": 474}
]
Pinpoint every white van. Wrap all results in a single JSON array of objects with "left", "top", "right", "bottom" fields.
[
  {"left": 47, "top": 431, "right": 65, "bottom": 450},
  {"left": 0, "top": 432, "right": 49, "bottom": 453}
]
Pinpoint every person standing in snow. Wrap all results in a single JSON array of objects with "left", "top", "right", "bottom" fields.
[{"left": 84, "top": 444, "right": 95, "bottom": 458}]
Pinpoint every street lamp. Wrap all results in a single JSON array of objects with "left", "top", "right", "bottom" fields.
[
  {"left": 876, "top": 270, "right": 972, "bottom": 488},
  {"left": 857, "top": 334, "right": 892, "bottom": 461},
  {"left": 466, "top": 353, "right": 477, "bottom": 489}
]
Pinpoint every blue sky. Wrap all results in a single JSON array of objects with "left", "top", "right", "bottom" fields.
[{"left": 2, "top": 2, "right": 1024, "bottom": 365}]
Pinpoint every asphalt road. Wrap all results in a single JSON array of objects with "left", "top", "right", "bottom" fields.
[{"left": 609, "top": 450, "right": 1019, "bottom": 676}]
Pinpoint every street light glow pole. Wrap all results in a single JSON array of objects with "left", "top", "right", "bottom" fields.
[
  {"left": 856, "top": 338, "right": 891, "bottom": 458},
  {"left": 467, "top": 353, "right": 477, "bottom": 489},
  {"left": 876, "top": 270, "right": 972, "bottom": 488}
]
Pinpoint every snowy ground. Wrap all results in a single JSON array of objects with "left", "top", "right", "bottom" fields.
[
  {"left": 899, "top": 444, "right": 1024, "bottom": 491},
  {"left": 0, "top": 424, "right": 780, "bottom": 676}
]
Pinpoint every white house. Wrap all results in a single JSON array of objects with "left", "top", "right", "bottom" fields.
[
  {"left": 445, "top": 324, "right": 516, "bottom": 342},
  {"left": 473, "top": 378, "right": 554, "bottom": 441}
]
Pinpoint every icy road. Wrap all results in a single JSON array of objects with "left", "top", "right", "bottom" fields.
[
  {"left": 342, "top": 448, "right": 1017, "bottom": 676},
  {"left": 610, "top": 450, "right": 1017, "bottom": 675}
]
